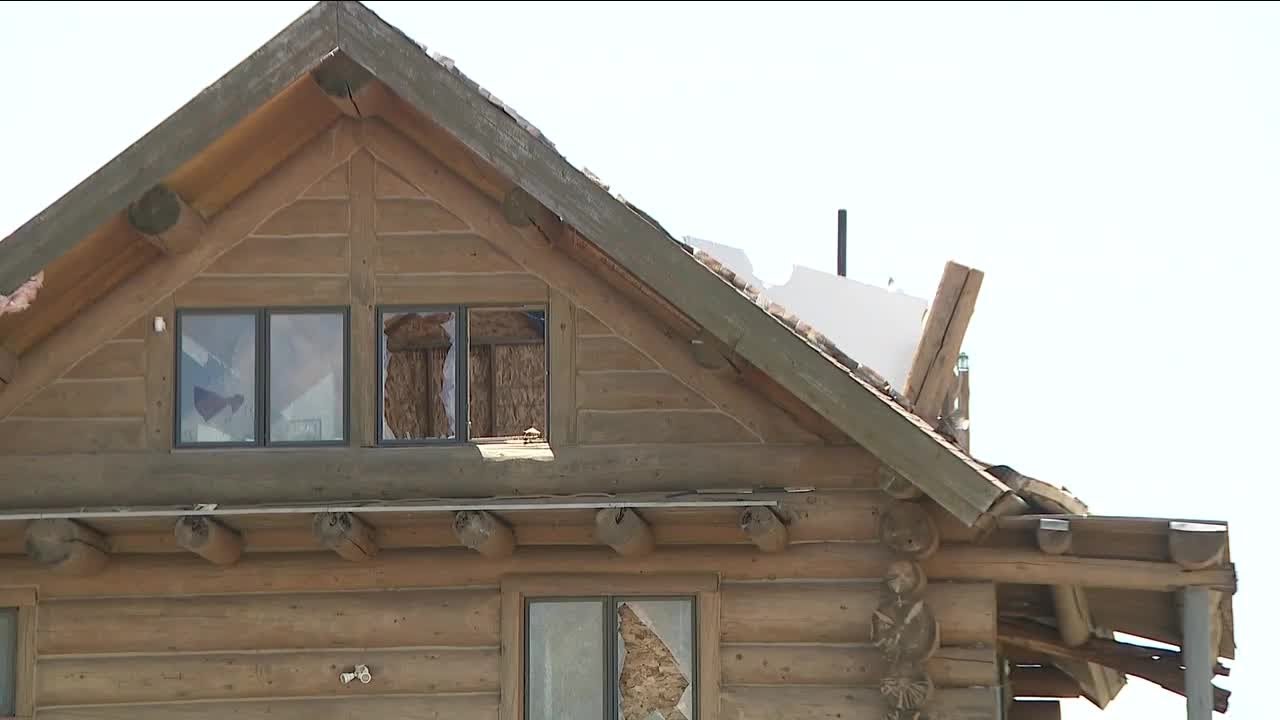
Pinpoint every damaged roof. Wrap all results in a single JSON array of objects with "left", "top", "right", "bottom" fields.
[{"left": 0, "top": 0, "right": 1022, "bottom": 528}]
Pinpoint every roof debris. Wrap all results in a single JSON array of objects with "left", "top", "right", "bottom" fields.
[{"left": 0, "top": 271, "right": 43, "bottom": 316}]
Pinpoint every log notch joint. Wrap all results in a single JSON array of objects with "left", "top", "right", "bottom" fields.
[
  {"left": 453, "top": 510, "right": 516, "bottom": 559},
  {"left": 127, "top": 184, "right": 206, "bottom": 254},
  {"left": 312, "top": 511, "right": 379, "bottom": 561},
  {"left": 174, "top": 515, "right": 243, "bottom": 565},
  {"left": 739, "top": 506, "right": 789, "bottom": 552},
  {"left": 594, "top": 507, "right": 655, "bottom": 557},
  {"left": 24, "top": 518, "right": 110, "bottom": 576}
]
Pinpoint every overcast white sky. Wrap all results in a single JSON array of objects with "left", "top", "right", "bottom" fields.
[{"left": 1, "top": 1, "right": 1272, "bottom": 717}]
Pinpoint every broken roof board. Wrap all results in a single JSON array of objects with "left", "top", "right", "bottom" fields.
[{"left": 0, "top": 0, "right": 1016, "bottom": 527}]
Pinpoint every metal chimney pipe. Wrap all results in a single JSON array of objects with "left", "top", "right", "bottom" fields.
[{"left": 836, "top": 209, "right": 848, "bottom": 277}]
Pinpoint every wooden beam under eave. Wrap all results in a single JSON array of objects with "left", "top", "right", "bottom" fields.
[
  {"left": 127, "top": 184, "right": 207, "bottom": 254},
  {"left": 174, "top": 516, "right": 243, "bottom": 565},
  {"left": 312, "top": 511, "right": 379, "bottom": 562},
  {"left": 24, "top": 518, "right": 109, "bottom": 576},
  {"left": 1169, "top": 521, "right": 1227, "bottom": 570},
  {"left": 904, "top": 261, "right": 984, "bottom": 426},
  {"left": 310, "top": 52, "right": 386, "bottom": 118},
  {"left": 1009, "top": 665, "right": 1081, "bottom": 698},
  {"left": 595, "top": 507, "right": 655, "bottom": 557},
  {"left": 1009, "top": 699, "right": 1062, "bottom": 720}
]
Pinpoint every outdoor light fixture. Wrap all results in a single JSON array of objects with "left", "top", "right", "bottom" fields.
[{"left": 957, "top": 352, "right": 970, "bottom": 373}]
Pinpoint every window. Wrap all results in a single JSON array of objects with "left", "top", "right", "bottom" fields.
[
  {"left": 0, "top": 589, "right": 34, "bottom": 719},
  {"left": 176, "top": 308, "right": 349, "bottom": 447},
  {"left": 501, "top": 576, "right": 719, "bottom": 720},
  {"left": 0, "top": 607, "right": 14, "bottom": 717},
  {"left": 378, "top": 304, "right": 547, "bottom": 445}
]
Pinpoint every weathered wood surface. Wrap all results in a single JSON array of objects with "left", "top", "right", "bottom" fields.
[
  {"left": 453, "top": 510, "right": 515, "bottom": 558},
  {"left": 39, "top": 648, "right": 499, "bottom": 705},
  {"left": 39, "top": 588, "right": 500, "bottom": 654},
  {"left": 350, "top": 151, "right": 377, "bottom": 448},
  {"left": 0, "top": 490, "right": 963, "bottom": 556},
  {"left": 374, "top": 272, "right": 547, "bottom": 305},
  {"left": 2, "top": 544, "right": 895, "bottom": 599},
  {"left": 577, "top": 335, "right": 656, "bottom": 371},
  {"left": 36, "top": 695, "right": 499, "bottom": 720},
  {"left": 176, "top": 275, "right": 350, "bottom": 307},
  {"left": 1009, "top": 665, "right": 1082, "bottom": 698},
  {"left": 577, "top": 409, "right": 756, "bottom": 444},
  {"left": 24, "top": 518, "right": 110, "bottom": 576},
  {"left": 0, "top": 2, "right": 337, "bottom": 293},
  {"left": 720, "top": 686, "right": 998, "bottom": 720},
  {"left": 64, "top": 340, "right": 145, "bottom": 379},
  {"left": 594, "top": 507, "right": 655, "bottom": 556},
  {"left": 313, "top": 511, "right": 379, "bottom": 561},
  {"left": 0, "top": 418, "right": 145, "bottom": 453},
  {"left": 924, "top": 547, "right": 1237, "bottom": 592},
  {"left": 577, "top": 370, "right": 710, "bottom": 411},
  {"left": 207, "top": 234, "right": 351, "bottom": 274},
  {"left": 721, "top": 645, "right": 995, "bottom": 687},
  {"left": 548, "top": 290, "right": 577, "bottom": 443},
  {"left": 880, "top": 500, "right": 941, "bottom": 559},
  {"left": 721, "top": 581, "right": 994, "bottom": 645},
  {"left": 1008, "top": 700, "right": 1062, "bottom": 720},
  {"left": 0, "top": 443, "right": 880, "bottom": 506},
  {"left": 739, "top": 506, "right": 789, "bottom": 552},
  {"left": 15, "top": 378, "right": 145, "bottom": 418},
  {"left": 1169, "top": 521, "right": 1228, "bottom": 570},
  {"left": 127, "top": 184, "right": 206, "bottom": 254}
]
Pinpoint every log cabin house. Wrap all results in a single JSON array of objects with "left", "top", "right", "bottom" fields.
[{"left": 0, "top": 3, "right": 1239, "bottom": 720}]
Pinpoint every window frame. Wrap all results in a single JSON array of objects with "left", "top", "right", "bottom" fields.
[
  {"left": 375, "top": 302, "right": 550, "bottom": 446},
  {"left": 173, "top": 306, "right": 351, "bottom": 450},
  {"left": 499, "top": 574, "right": 720, "bottom": 720},
  {"left": 0, "top": 587, "right": 35, "bottom": 720}
]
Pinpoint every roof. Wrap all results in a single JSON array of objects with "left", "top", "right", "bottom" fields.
[{"left": 0, "top": 0, "right": 1021, "bottom": 529}]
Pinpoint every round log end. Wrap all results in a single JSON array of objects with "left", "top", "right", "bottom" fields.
[
  {"left": 871, "top": 595, "right": 940, "bottom": 664},
  {"left": 739, "top": 507, "right": 789, "bottom": 553},
  {"left": 879, "top": 501, "right": 940, "bottom": 559},
  {"left": 453, "top": 510, "right": 516, "bottom": 559},
  {"left": 884, "top": 559, "right": 927, "bottom": 597},
  {"left": 127, "top": 184, "right": 182, "bottom": 235},
  {"left": 175, "top": 516, "right": 243, "bottom": 565},
  {"left": 880, "top": 667, "right": 934, "bottom": 710},
  {"left": 312, "top": 511, "right": 378, "bottom": 561},
  {"left": 594, "top": 507, "right": 655, "bottom": 557},
  {"left": 24, "top": 518, "right": 110, "bottom": 576}
]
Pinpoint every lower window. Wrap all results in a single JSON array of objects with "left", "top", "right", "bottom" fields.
[{"left": 503, "top": 576, "right": 718, "bottom": 720}]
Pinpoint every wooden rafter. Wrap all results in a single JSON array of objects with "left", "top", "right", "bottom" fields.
[
  {"left": 999, "top": 618, "right": 1230, "bottom": 713},
  {"left": 904, "top": 260, "right": 984, "bottom": 426}
]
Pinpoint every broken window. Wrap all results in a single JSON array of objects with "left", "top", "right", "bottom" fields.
[
  {"left": 378, "top": 305, "right": 548, "bottom": 445},
  {"left": 467, "top": 306, "right": 547, "bottom": 440},
  {"left": 379, "top": 308, "right": 460, "bottom": 442},
  {"left": 175, "top": 308, "right": 349, "bottom": 448},
  {"left": 525, "top": 596, "right": 696, "bottom": 720}
]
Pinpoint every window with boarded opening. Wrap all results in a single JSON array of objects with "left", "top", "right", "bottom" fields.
[{"left": 378, "top": 304, "right": 547, "bottom": 444}]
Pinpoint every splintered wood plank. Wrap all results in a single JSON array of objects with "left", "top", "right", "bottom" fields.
[
  {"left": 176, "top": 276, "right": 350, "bottom": 307},
  {"left": 303, "top": 163, "right": 351, "bottom": 199},
  {"left": 721, "top": 644, "right": 996, "bottom": 687},
  {"left": 578, "top": 371, "right": 711, "bottom": 411},
  {"left": 39, "top": 648, "right": 499, "bottom": 705},
  {"left": 374, "top": 273, "right": 547, "bottom": 306},
  {"left": 205, "top": 235, "right": 351, "bottom": 274},
  {"left": 576, "top": 335, "right": 656, "bottom": 372},
  {"left": 577, "top": 409, "right": 755, "bottom": 444},
  {"left": 375, "top": 197, "right": 468, "bottom": 233},
  {"left": 5, "top": 544, "right": 893, "bottom": 599},
  {"left": 721, "top": 581, "right": 994, "bottom": 645},
  {"left": 720, "top": 686, "right": 998, "bottom": 720},
  {"left": 0, "top": 418, "right": 144, "bottom": 454},
  {"left": 39, "top": 588, "right": 500, "bottom": 655},
  {"left": 63, "top": 341, "right": 145, "bottom": 379},
  {"left": 36, "top": 695, "right": 500, "bottom": 720},
  {"left": 375, "top": 233, "right": 521, "bottom": 273},
  {"left": 254, "top": 198, "right": 350, "bottom": 236},
  {"left": 16, "top": 378, "right": 145, "bottom": 418}
]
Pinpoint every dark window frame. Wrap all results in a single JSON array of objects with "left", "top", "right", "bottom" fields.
[
  {"left": 523, "top": 594, "right": 700, "bottom": 720},
  {"left": 375, "top": 302, "right": 550, "bottom": 447},
  {"left": 173, "top": 306, "right": 351, "bottom": 450}
]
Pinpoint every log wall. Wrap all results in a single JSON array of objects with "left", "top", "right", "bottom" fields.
[{"left": 5, "top": 503, "right": 999, "bottom": 720}]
